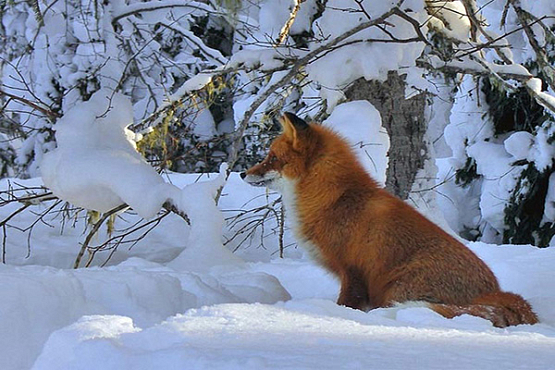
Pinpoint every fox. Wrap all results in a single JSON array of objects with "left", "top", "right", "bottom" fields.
[{"left": 240, "top": 112, "right": 538, "bottom": 328}]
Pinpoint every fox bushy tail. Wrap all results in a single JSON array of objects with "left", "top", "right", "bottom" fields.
[{"left": 430, "top": 292, "right": 538, "bottom": 328}]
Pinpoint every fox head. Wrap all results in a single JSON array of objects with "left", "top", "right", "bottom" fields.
[{"left": 240, "top": 112, "right": 317, "bottom": 190}]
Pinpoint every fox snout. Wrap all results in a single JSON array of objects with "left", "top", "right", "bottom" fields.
[{"left": 240, "top": 168, "right": 281, "bottom": 188}]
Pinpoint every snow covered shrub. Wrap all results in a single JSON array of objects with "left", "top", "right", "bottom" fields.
[
  {"left": 442, "top": 75, "right": 555, "bottom": 246},
  {"left": 0, "top": 0, "right": 234, "bottom": 177}
]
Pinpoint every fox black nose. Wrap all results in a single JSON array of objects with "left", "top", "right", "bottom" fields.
[{"left": 240, "top": 172, "right": 246, "bottom": 179}]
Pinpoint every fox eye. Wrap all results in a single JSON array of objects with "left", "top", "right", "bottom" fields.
[{"left": 269, "top": 155, "right": 277, "bottom": 163}]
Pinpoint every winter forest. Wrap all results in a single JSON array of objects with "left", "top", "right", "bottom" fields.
[{"left": 1, "top": 0, "right": 555, "bottom": 369}]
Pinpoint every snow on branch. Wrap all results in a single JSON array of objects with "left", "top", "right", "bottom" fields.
[
  {"left": 508, "top": 0, "right": 555, "bottom": 92},
  {"left": 111, "top": 1, "right": 216, "bottom": 26}
]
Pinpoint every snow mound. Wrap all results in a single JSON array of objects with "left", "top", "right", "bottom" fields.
[
  {"left": 1, "top": 260, "right": 290, "bottom": 370},
  {"left": 33, "top": 302, "right": 555, "bottom": 370},
  {"left": 41, "top": 89, "right": 178, "bottom": 218}
]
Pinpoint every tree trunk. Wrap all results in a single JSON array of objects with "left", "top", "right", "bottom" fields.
[{"left": 344, "top": 72, "right": 427, "bottom": 199}]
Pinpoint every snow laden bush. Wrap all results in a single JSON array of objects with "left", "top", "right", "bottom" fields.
[{"left": 434, "top": 1, "right": 555, "bottom": 246}]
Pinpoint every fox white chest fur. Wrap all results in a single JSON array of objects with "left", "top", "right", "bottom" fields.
[{"left": 274, "top": 177, "right": 323, "bottom": 262}]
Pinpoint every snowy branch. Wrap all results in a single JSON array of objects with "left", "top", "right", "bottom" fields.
[
  {"left": 417, "top": 55, "right": 532, "bottom": 82},
  {"left": 111, "top": 1, "right": 217, "bottom": 26},
  {"left": 509, "top": 0, "right": 555, "bottom": 91},
  {"left": 228, "top": 2, "right": 408, "bottom": 169}
]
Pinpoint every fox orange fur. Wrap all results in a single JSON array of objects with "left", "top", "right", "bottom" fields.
[{"left": 241, "top": 112, "right": 538, "bottom": 327}]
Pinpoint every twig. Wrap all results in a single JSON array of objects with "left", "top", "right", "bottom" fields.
[
  {"left": 162, "top": 200, "right": 191, "bottom": 225},
  {"left": 73, "top": 203, "right": 129, "bottom": 268},
  {"left": 279, "top": 202, "right": 285, "bottom": 258},
  {"left": 509, "top": 0, "right": 555, "bottom": 91},
  {"left": 416, "top": 56, "right": 531, "bottom": 82},
  {"left": 111, "top": 1, "right": 217, "bottom": 26},
  {"left": 2, "top": 225, "right": 7, "bottom": 264},
  {"left": 461, "top": 0, "right": 512, "bottom": 62},
  {"left": 84, "top": 210, "right": 170, "bottom": 267}
]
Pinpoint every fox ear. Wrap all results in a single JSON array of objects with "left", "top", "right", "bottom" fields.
[{"left": 279, "top": 112, "right": 309, "bottom": 145}]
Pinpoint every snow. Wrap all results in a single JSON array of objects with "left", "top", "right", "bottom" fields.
[
  {"left": 466, "top": 141, "right": 523, "bottom": 234},
  {"left": 3, "top": 1, "right": 555, "bottom": 369},
  {"left": 304, "top": 0, "right": 427, "bottom": 110},
  {"left": 543, "top": 173, "right": 555, "bottom": 229},
  {"left": 2, "top": 196, "right": 555, "bottom": 370},
  {"left": 32, "top": 302, "right": 555, "bottom": 370},
  {"left": 41, "top": 89, "right": 177, "bottom": 219},
  {"left": 0, "top": 236, "right": 551, "bottom": 370},
  {"left": 323, "top": 101, "right": 389, "bottom": 186},
  {"left": 504, "top": 131, "right": 534, "bottom": 160},
  {"left": 427, "top": 1, "right": 471, "bottom": 42}
]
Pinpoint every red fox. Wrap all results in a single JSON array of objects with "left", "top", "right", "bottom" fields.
[{"left": 241, "top": 112, "right": 538, "bottom": 328}]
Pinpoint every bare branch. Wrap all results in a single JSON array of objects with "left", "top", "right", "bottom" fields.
[
  {"left": 111, "top": 1, "right": 217, "bottom": 26},
  {"left": 73, "top": 204, "right": 129, "bottom": 269},
  {"left": 275, "top": 0, "right": 304, "bottom": 46},
  {"left": 0, "top": 89, "right": 60, "bottom": 121}
]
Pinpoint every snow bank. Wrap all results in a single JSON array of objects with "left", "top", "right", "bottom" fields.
[
  {"left": 33, "top": 296, "right": 555, "bottom": 370},
  {"left": 0, "top": 258, "right": 290, "bottom": 370},
  {"left": 2, "top": 171, "right": 555, "bottom": 370}
]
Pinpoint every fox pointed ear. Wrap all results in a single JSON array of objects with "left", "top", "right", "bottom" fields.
[{"left": 279, "top": 112, "right": 309, "bottom": 145}]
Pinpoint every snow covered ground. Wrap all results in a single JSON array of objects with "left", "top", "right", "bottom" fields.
[{"left": 1, "top": 173, "right": 555, "bottom": 370}]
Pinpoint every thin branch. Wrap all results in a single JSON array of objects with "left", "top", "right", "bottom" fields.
[
  {"left": 417, "top": 55, "right": 532, "bottom": 82},
  {"left": 509, "top": 0, "right": 555, "bottom": 91},
  {"left": 111, "top": 1, "right": 217, "bottom": 26},
  {"left": 461, "top": 0, "right": 512, "bottom": 62},
  {"left": 84, "top": 210, "right": 170, "bottom": 267},
  {"left": 0, "top": 89, "right": 60, "bottom": 120},
  {"left": 73, "top": 204, "right": 129, "bottom": 269}
]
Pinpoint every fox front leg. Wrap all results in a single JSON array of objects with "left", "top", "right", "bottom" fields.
[{"left": 336, "top": 266, "right": 370, "bottom": 310}]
